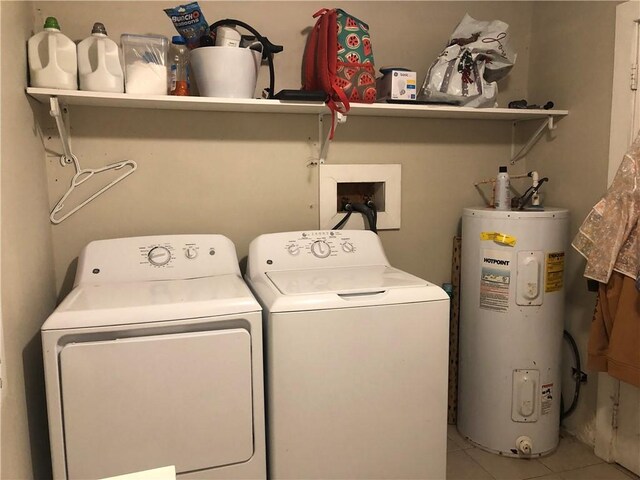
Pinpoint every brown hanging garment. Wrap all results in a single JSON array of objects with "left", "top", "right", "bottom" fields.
[{"left": 588, "top": 271, "right": 640, "bottom": 388}]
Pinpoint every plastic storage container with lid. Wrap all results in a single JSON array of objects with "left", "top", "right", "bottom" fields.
[
  {"left": 77, "top": 22, "right": 124, "bottom": 93},
  {"left": 121, "top": 34, "right": 169, "bottom": 95},
  {"left": 28, "top": 17, "right": 78, "bottom": 90}
]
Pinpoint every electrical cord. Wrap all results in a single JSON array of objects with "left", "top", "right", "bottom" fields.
[
  {"left": 208, "top": 19, "right": 284, "bottom": 98},
  {"left": 560, "top": 330, "right": 583, "bottom": 420}
]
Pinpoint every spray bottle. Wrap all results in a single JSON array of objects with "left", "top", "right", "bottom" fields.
[{"left": 495, "top": 166, "right": 511, "bottom": 210}]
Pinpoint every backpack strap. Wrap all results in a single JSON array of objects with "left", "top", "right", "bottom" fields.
[
  {"left": 315, "top": 10, "right": 333, "bottom": 95},
  {"left": 305, "top": 8, "right": 351, "bottom": 139},
  {"left": 303, "top": 11, "right": 325, "bottom": 90},
  {"left": 322, "top": 8, "right": 350, "bottom": 139},
  {"left": 313, "top": 8, "right": 330, "bottom": 18}
]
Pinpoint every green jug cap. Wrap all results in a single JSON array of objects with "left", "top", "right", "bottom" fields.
[{"left": 44, "top": 17, "right": 60, "bottom": 30}]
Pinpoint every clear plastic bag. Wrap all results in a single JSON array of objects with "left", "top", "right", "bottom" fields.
[
  {"left": 418, "top": 14, "right": 516, "bottom": 107},
  {"left": 121, "top": 34, "right": 169, "bottom": 95}
]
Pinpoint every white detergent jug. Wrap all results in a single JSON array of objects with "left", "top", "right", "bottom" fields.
[
  {"left": 28, "top": 17, "right": 77, "bottom": 90},
  {"left": 78, "top": 22, "right": 124, "bottom": 93}
]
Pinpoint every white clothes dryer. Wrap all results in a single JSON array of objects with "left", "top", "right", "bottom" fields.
[
  {"left": 245, "top": 230, "right": 450, "bottom": 480},
  {"left": 42, "top": 235, "right": 266, "bottom": 480}
]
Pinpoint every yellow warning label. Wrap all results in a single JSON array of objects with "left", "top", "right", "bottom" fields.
[
  {"left": 545, "top": 252, "right": 565, "bottom": 292},
  {"left": 480, "top": 231, "right": 517, "bottom": 247}
]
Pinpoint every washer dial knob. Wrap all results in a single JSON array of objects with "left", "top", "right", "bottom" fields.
[
  {"left": 342, "top": 241, "right": 355, "bottom": 253},
  {"left": 148, "top": 246, "right": 172, "bottom": 266},
  {"left": 185, "top": 246, "right": 198, "bottom": 259},
  {"left": 310, "top": 240, "right": 331, "bottom": 258},
  {"left": 287, "top": 244, "right": 301, "bottom": 255}
]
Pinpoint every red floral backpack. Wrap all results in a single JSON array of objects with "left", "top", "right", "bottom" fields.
[{"left": 303, "top": 9, "right": 376, "bottom": 137}]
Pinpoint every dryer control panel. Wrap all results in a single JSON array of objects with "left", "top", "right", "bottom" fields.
[
  {"left": 246, "top": 230, "right": 390, "bottom": 276},
  {"left": 74, "top": 235, "right": 241, "bottom": 286}
]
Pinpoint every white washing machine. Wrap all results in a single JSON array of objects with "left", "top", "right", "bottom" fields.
[
  {"left": 245, "top": 230, "right": 450, "bottom": 479},
  {"left": 42, "top": 235, "right": 266, "bottom": 480}
]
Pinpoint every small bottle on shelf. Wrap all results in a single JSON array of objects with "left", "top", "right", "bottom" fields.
[{"left": 169, "top": 36, "right": 190, "bottom": 96}]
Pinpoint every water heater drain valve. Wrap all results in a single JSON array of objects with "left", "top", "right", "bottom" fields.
[{"left": 516, "top": 436, "right": 533, "bottom": 455}]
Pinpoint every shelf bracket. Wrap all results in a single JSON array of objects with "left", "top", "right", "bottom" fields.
[
  {"left": 317, "top": 112, "right": 347, "bottom": 164},
  {"left": 49, "top": 96, "right": 75, "bottom": 166},
  {"left": 510, "top": 115, "right": 556, "bottom": 165}
]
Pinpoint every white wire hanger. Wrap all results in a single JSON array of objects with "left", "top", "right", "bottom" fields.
[{"left": 49, "top": 97, "right": 137, "bottom": 224}]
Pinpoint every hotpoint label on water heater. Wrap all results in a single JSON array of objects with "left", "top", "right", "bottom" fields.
[
  {"left": 545, "top": 252, "right": 565, "bottom": 293},
  {"left": 541, "top": 383, "right": 554, "bottom": 415},
  {"left": 480, "top": 249, "right": 512, "bottom": 312}
]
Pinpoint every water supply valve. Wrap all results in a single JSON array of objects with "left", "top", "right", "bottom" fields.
[{"left": 516, "top": 436, "right": 533, "bottom": 455}]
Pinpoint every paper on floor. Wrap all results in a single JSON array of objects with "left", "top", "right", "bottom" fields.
[{"left": 100, "top": 465, "right": 176, "bottom": 480}]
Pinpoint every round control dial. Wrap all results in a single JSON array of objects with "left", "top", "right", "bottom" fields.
[
  {"left": 185, "top": 246, "right": 198, "bottom": 259},
  {"left": 342, "top": 241, "right": 355, "bottom": 253},
  {"left": 148, "top": 246, "right": 172, "bottom": 266},
  {"left": 310, "top": 240, "right": 331, "bottom": 258},
  {"left": 287, "top": 244, "right": 301, "bottom": 255}
]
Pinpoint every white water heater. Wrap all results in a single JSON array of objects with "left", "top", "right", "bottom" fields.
[{"left": 458, "top": 207, "right": 569, "bottom": 457}]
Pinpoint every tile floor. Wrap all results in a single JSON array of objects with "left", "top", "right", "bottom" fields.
[{"left": 447, "top": 425, "right": 640, "bottom": 480}]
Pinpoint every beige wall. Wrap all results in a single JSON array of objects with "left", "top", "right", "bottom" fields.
[
  {"left": 527, "top": 1, "right": 619, "bottom": 444},
  {"left": 1, "top": 1, "right": 57, "bottom": 479},
  {"left": 34, "top": 1, "right": 534, "bottom": 296}
]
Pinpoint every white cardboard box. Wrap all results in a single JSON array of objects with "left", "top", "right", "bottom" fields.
[{"left": 376, "top": 70, "right": 417, "bottom": 101}]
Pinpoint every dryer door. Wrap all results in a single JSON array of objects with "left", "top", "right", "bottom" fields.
[{"left": 60, "top": 329, "right": 253, "bottom": 479}]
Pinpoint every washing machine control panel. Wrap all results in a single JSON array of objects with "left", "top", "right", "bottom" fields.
[
  {"left": 75, "top": 235, "right": 241, "bottom": 285},
  {"left": 284, "top": 231, "right": 358, "bottom": 260},
  {"left": 247, "top": 230, "right": 388, "bottom": 275}
]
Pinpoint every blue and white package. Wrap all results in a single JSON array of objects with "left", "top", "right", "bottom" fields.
[{"left": 164, "top": 2, "right": 210, "bottom": 50}]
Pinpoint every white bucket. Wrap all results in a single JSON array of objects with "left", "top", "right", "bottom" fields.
[{"left": 190, "top": 46, "right": 261, "bottom": 98}]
